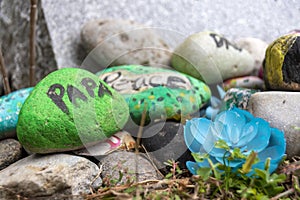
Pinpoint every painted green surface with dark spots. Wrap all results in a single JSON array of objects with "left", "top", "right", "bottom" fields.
[
  {"left": 264, "top": 33, "right": 300, "bottom": 91},
  {"left": 17, "top": 68, "right": 129, "bottom": 153},
  {"left": 222, "top": 88, "right": 259, "bottom": 110},
  {"left": 97, "top": 65, "right": 211, "bottom": 124}
]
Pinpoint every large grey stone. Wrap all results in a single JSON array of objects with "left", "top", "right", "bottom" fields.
[
  {"left": 1, "top": 0, "right": 298, "bottom": 94},
  {"left": 0, "top": 154, "right": 102, "bottom": 200},
  {"left": 247, "top": 92, "right": 300, "bottom": 159},
  {"left": 0, "top": 138, "right": 22, "bottom": 170},
  {"left": 0, "top": 0, "right": 57, "bottom": 95},
  {"left": 81, "top": 19, "right": 172, "bottom": 72},
  {"left": 99, "top": 151, "right": 162, "bottom": 185}
]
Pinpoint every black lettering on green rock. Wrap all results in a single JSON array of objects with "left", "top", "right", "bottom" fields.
[
  {"left": 167, "top": 76, "right": 186, "bottom": 89},
  {"left": 133, "top": 77, "right": 148, "bottom": 90},
  {"left": 67, "top": 85, "right": 88, "bottom": 107},
  {"left": 81, "top": 77, "right": 97, "bottom": 98},
  {"left": 103, "top": 71, "right": 121, "bottom": 83},
  {"left": 149, "top": 75, "right": 164, "bottom": 87},
  {"left": 98, "top": 82, "right": 112, "bottom": 97},
  {"left": 47, "top": 84, "right": 69, "bottom": 114},
  {"left": 209, "top": 33, "right": 242, "bottom": 51}
]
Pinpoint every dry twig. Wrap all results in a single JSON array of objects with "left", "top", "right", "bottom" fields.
[
  {"left": 0, "top": 47, "right": 11, "bottom": 94},
  {"left": 29, "top": 0, "right": 38, "bottom": 86}
]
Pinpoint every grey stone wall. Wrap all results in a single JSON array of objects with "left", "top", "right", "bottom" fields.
[{"left": 0, "top": 0, "right": 299, "bottom": 94}]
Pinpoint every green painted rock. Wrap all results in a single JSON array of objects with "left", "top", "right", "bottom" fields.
[
  {"left": 17, "top": 68, "right": 129, "bottom": 154},
  {"left": 97, "top": 65, "right": 211, "bottom": 125},
  {"left": 171, "top": 31, "right": 255, "bottom": 84},
  {"left": 264, "top": 33, "right": 300, "bottom": 91}
]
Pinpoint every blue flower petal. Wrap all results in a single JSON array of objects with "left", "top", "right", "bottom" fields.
[
  {"left": 190, "top": 118, "right": 211, "bottom": 144},
  {"left": 184, "top": 122, "right": 203, "bottom": 153},
  {"left": 196, "top": 156, "right": 218, "bottom": 168},
  {"left": 237, "top": 119, "right": 259, "bottom": 148},
  {"left": 202, "top": 126, "right": 227, "bottom": 157},
  {"left": 186, "top": 161, "right": 199, "bottom": 175},
  {"left": 245, "top": 118, "right": 271, "bottom": 153},
  {"left": 251, "top": 161, "right": 279, "bottom": 174},
  {"left": 258, "top": 146, "right": 285, "bottom": 163},
  {"left": 231, "top": 107, "right": 254, "bottom": 121},
  {"left": 268, "top": 128, "right": 286, "bottom": 152}
]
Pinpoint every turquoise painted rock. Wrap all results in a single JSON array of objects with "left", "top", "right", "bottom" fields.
[
  {"left": 223, "top": 76, "right": 264, "bottom": 91},
  {"left": 17, "top": 68, "right": 129, "bottom": 154},
  {"left": 97, "top": 65, "right": 211, "bottom": 125},
  {"left": 0, "top": 87, "right": 33, "bottom": 139},
  {"left": 171, "top": 31, "right": 255, "bottom": 84},
  {"left": 222, "top": 88, "right": 259, "bottom": 110}
]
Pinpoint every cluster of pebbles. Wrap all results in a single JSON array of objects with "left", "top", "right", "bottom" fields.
[{"left": 0, "top": 19, "right": 299, "bottom": 199}]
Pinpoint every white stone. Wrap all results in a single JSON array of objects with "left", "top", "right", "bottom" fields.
[
  {"left": 0, "top": 154, "right": 102, "bottom": 199},
  {"left": 235, "top": 37, "right": 268, "bottom": 75},
  {"left": 171, "top": 31, "right": 255, "bottom": 84},
  {"left": 247, "top": 91, "right": 300, "bottom": 158}
]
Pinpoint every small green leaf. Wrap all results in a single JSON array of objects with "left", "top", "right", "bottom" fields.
[
  {"left": 215, "top": 139, "right": 230, "bottom": 151},
  {"left": 254, "top": 168, "right": 269, "bottom": 181},
  {"left": 191, "top": 152, "right": 209, "bottom": 163},
  {"left": 240, "top": 151, "right": 257, "bottom": 174},
  {"left": 196, "top": 167, "right": 212, "bottom": 181},
  {"left": 174, "top": 194, "right": 181, "bottom": 200},
  {"left": 165, "top": 173, "right": 173, "bottom": 179},
  {"left": 231, "top": 148, "right": 247, "bottom": 159},
  {"left": 264, "top": 157, "right": 271, "bottom": 171}
]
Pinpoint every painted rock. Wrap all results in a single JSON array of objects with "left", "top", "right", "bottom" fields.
[
  {"left": 97, "top": 65, "right": 211, "bottom": 125},
  {"left": 264, "top": 33, "right": 300, "bottom": 91},
  {"left": 81, "top": 19, "right": 172, "bottom": 72},
  {"left": 235, "top": 37, "right": 268, "bottom": 76},
  {"left": 223, "top": 76, "right": 264, "bottom": 91},
  {"left": 17, "top": 68, "right": 129, "bottom": 154},
  {"left": 73, "top": 130, "right": 135, "bottom": 156},
  {"left": 0, "top": 87, "right": 33, "bottom": 139},
  {"left": 222, "top": 87, "right": 259, "bottom": 110},
  {"left": 171, "top": 31, "right": 255, "bottom": 84}
]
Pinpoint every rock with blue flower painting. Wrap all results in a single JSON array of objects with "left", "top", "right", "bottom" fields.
[
  {"left": 97, "top": 65, "right": 211, "bottom": 125},
  {"left": 0, "top": 87, "right": 33, "bottom": 139},
  {"left": 184, "top": 107, "right": 286, "bottom": 175}
]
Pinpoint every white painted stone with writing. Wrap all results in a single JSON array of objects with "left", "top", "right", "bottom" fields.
[
  {"left": 171, "top": 31, "right": 256, "bottom": 84},
  {"left": 247, "top": 91, "right": 300, "bottom": 158}
]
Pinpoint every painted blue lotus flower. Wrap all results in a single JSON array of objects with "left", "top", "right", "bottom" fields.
[{"left": 184, "top": 107, "right": 286, "bottom": 175}]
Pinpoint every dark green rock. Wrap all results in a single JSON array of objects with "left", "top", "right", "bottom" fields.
[
  {"left": 17, "top": 68, "right": 129, "bottom": 153},
  {"left": 222, "top": 88, "right": 259, "bottom": 110}
]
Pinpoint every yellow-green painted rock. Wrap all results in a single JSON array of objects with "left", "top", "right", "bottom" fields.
[
  {"left": 97, "top": 65, "right": 211, "bottom": 125},
  {"left": 264, "top": 33, "right": 300, "bottom": 91},
  {"left": 17, "top": 68, "right": 129, "bottom": 153}
]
